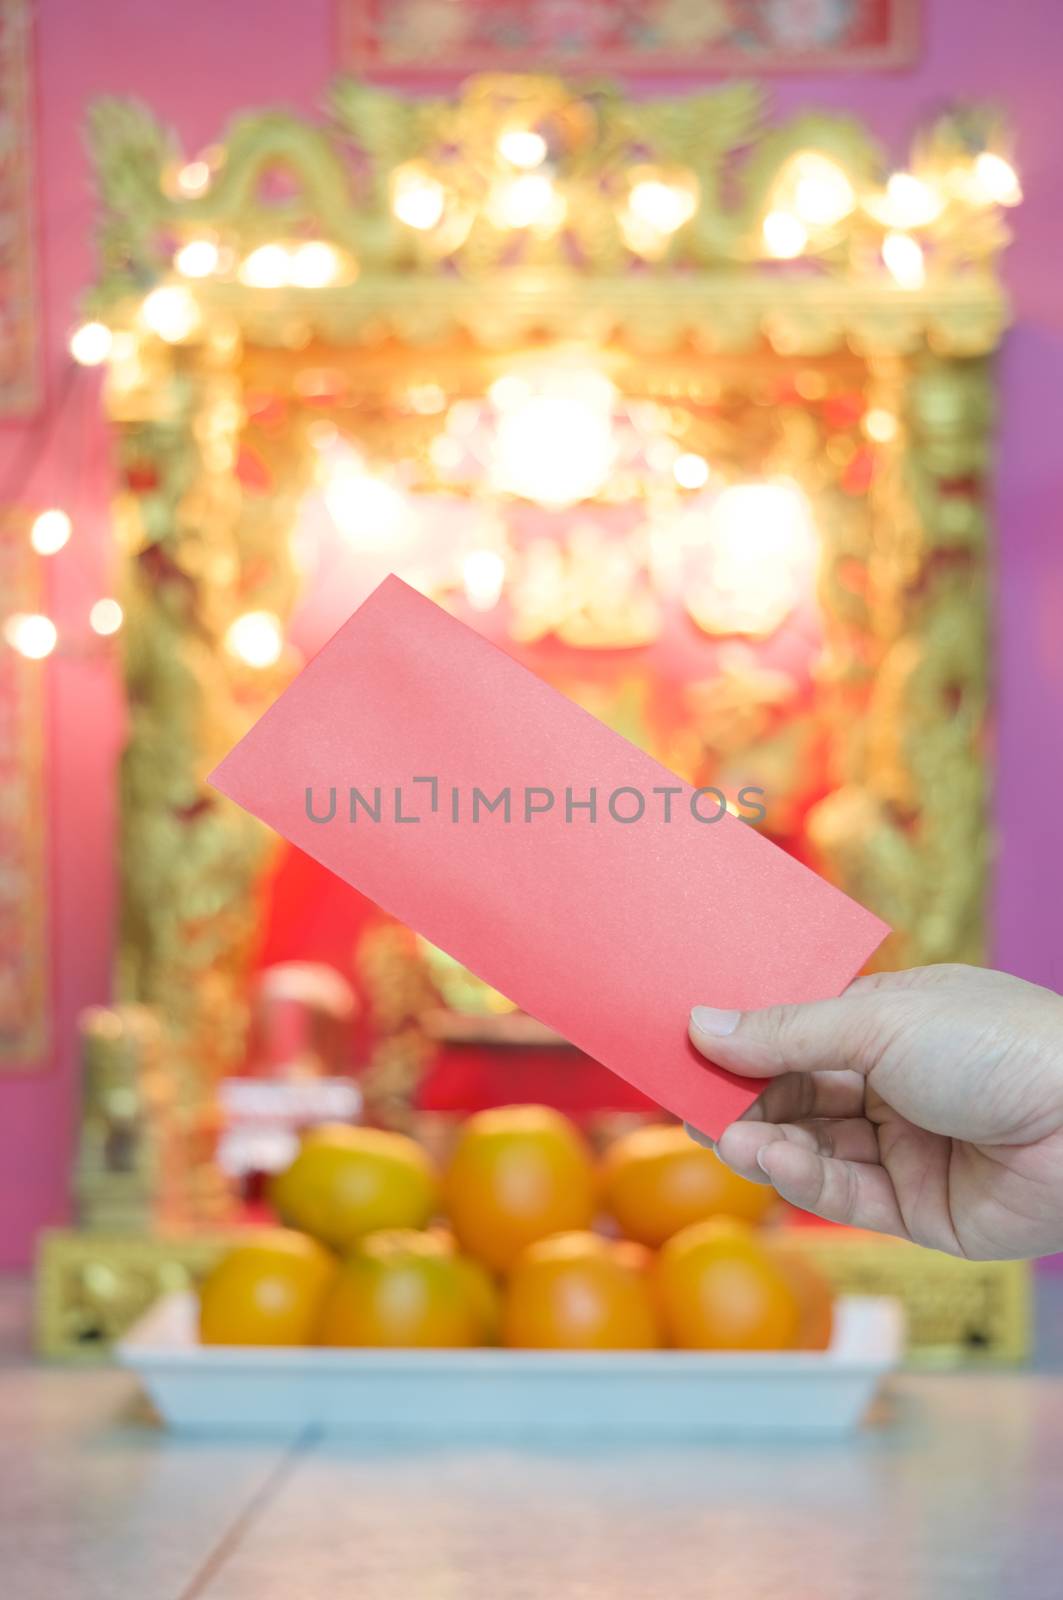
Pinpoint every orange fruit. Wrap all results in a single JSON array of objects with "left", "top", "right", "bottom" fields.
[
  {"left": 317, "top": 1227, "right": 499, "bottom": 1348},
  {"left": 270, "top": 1124, "right": 438, "bottom": 1250},
  {"left": 656, "top": 1217, "right": 801, "bottom": 1350},
  {"left": 504, "top": 1231, "right": 661, "bottom": 1350},
  {"left": 767, "top": 1240, "right": 835, "bottom": 1351},
  {"left": 198, "top": 1229, "right": 336, "bottom": 1346},
  {"left": 612, "top": 1237, "right": 654, "bottom": 1276},
  {"left": 443, "top": 1105, "right": 596, "bottom": 1273},
  {"left": 426, "top": 1225, "right": 503, "bottom": 1344},
  {"left": 601, "top": 1123, "right": 776, "bottom": 1247}
]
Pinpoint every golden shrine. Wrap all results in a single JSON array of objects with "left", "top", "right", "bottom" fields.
[{"left": 37, "top": 74, "right": 1027, "bottom": 1357}]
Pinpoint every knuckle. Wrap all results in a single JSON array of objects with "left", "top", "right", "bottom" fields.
[
  {"left": 811, "top": 1156, "right": 832, "bottom": 1215},
  {"left": 747, "top": 1003, "right": 803, "bottom": 1068},
  {"left": 793, "top": 1073, "right": 816, "bottom": 1120},
  {"left": 844, "top": 998, "right": 910, "bottom": 1076}
]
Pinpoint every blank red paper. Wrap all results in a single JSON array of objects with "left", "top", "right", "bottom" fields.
[{"left": 210, "top": 576, "right": 888, "bottom": 1137}]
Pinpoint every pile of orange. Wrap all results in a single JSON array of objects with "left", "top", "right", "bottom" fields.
[{"left": 198, "top": 1107, "right": 833, "bottom": 1353}]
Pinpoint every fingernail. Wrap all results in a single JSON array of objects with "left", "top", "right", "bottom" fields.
[
  {"left": 683, "top": 1122, "right": 715, "bottom": 1151},
  {"left": 690, "top": 1005, "right": 741, "bottom": 1038},
  {"left": 756, "top": 1146, "right": 774, "bottom": 1176}
]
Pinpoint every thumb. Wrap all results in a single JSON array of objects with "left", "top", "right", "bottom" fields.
[{"left": 688, "top": 991, "right": 888, "bottom": 1080}]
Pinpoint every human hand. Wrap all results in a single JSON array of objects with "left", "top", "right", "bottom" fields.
[{"left": 687, "top": 964, "right": 1063, "bottom": 1260}]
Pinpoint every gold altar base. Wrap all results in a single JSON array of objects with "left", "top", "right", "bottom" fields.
[
  {"left": 783, "top": 1227, "right": 1032, "bottom": 1366},
  {"left": 35, "top": 1228, "right": 235, "bottom": 1360},
  {"left": 36, "top": 1223, "right": 1031, "bottom": 1364}
]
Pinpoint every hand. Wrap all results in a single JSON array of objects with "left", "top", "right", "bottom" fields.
[{"left": 687, "top": 964, "right": 1063, "bottom": 1260}]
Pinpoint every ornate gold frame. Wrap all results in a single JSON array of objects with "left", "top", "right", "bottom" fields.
[
  {"left": 86, "top": 73, "right": 1009, "bottom": 1159},
  {"left": 36, "top": 75, "right": 1020, "bottom": 1357}
]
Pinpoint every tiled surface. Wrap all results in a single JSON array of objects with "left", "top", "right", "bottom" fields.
[
  {"left": 0, "top": 1276, "right": 294, "bottom": 1600},
  {"left": 3, "top": 1276, "right": 1063, "bottom": 1599}
]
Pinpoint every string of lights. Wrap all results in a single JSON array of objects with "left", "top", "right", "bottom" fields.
[{"left": 1, "top": 338, "right": 124, "bottom": 662}]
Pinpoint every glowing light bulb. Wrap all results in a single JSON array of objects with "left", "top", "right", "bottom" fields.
[
  {"left": 89, "top": 598, "right": 123, "bottom": 636},
  {"left": 491, "top": 379, "right": 617, "bottom": 508},
  {"left": 289, "top": 241, "right": 341, "bottom": 288},
  {"left": 972, "top": 151, "right": 1022, "bottom": 206},
  {"left": 673, "top": 452, "right": 710, "bottom": 490},
  {"left": 446, "top": 399, "right": 481, "bottom": 436},
  {"left": 487, "top": 174, "right": 565, "bottom": 231},
  {"left": 882, "top": 231, "right": 925, "bottom": 289},
  {"left": 488, "top": 374, "right": 532, "bottom": 413},
  {"left": 175, "top": 238, "right": 220, "bottom": 278},
  {"left": 863, "top": 408, "right": 898, "bottom": 444},
  {"left": 646, "top": 436, "right": 679, "bottom": 473},
  {"left": 391, "top": 165, "right": 447, "bottom": 231},
  {"left": 69, "top": 321, "right": 112, "bottom": 366},
  {"left": 239, "top": 244, "right": 291, "bottom": 288},
  {"left": 762, "top": 210, "right": 808, "bottom": 259},
  {"left": 175, "top": 160, "right": 211, "bottom": 198},
  {"left": 225, "top": 610, "right": 283, "bottom": 668},
  {"left": 627, "top": 179, "right": 697, "bottom": 236},
  {"left": 790, "top": 152, "right": 855, "bottom": 227},
  {"left": 686, "top": 482, "right": 817, "bottom": 638},
  {"left": 462, "top": 549, "right": 506, "bottom": 611},
  {"left": 430, "top": 435, "right": 465, "bottom": 473},
  {"left": 407, "top": 382, "right": 447, "bottom": 415},
  {"left": 324, "top": 457, "right": 416, "bottom": 547},
  {"left": 875, "top": 172, "right": 943, "bottom": 229},
  {"left": 30, "top": 509, "right": 72, "bottom": 555},
  {"left": 4, "top": 612, "right": 58, "bottom": 659},
  {"left": 498, "top": 129, "right": 547, "bottom": 169},
  {"left": 141, "top": 285, "right": 199, "bottom": 342}
]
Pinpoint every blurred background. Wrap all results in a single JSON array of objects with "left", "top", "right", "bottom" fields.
[{"left": 0, "top": 0, "right": 1059, "bottom": 1365}]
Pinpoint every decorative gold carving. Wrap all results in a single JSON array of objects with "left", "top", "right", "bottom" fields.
[
  {"left": 74, "top": 1005, "right": 181, "bottom": 1231},
  {"left": 808, "top": 353, "right": 992, "bottom": 966},
  {"left": 105, "top": 337, "right": 316, "bottom": 1214},
  {"left": 0, "top": 513, "right": 47, "bottom": 1063},
  {"left": 85, "top": 76, "right": 1010, "bottom": 357},
  {"left": 355, "top": 925, "right": 437, "bottom": 1129},
  {"left": 35, "top": 1229, "right": 231, "bottom": 1360},
  {"left": 784, "top": 1231, "right": 1031, "bottom": 1366},
  {"left": 0, "top": 0, "right": 39, "bottom": 415}
]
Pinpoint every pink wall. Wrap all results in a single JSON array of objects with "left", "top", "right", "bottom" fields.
[{"left": 2, "top": 0, "right": 1061, "bottom": 1265}]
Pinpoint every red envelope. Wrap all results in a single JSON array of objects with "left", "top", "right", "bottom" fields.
[{"left": 210, "top": 576, "right": 888, "bottom": 1137}]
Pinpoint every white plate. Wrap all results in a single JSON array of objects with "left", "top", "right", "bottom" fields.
[{"left": 117, "top": 1292, "right": 903, "bottom": 1440}]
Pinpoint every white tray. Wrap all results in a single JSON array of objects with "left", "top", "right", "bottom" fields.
[{"left": 117, "top": 1292, "right": 903, "bottom": 1440}]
